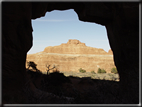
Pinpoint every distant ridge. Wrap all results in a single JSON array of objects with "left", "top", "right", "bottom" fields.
[{"left": 43, "top": 39, "right": 112, "bottom": 55}]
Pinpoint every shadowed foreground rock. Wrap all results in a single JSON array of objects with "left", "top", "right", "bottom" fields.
[{"left": 2, "top": 2, "right": 139, "bottom": 104}]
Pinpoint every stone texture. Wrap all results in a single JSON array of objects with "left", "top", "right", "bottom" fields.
[{"left": 26, "top": 40, "right": 115, "bottom": 73}]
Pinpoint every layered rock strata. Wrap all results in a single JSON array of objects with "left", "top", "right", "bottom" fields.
[
  {"left": 26, "top": 40, "right": 115, "bottom": 73},
  {"left": 44, "top": 39, "right": 108, "bottom": 55}
]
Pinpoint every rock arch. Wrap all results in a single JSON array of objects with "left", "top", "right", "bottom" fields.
[{"left": 2, "top": 2, "right": 139, "bottom": 104}]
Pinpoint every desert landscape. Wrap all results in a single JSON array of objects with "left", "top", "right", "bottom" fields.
[
  {"left": 26, "top": 39, "right": 116, "bottom": 74},
  {"left": 3, "top": 40, "right": 121, "bottom": 104},
  {"left": 26, "top": 39, "right": 119, "bottom": 82},
  {"left": 3, "top": 40, "right": 123, "bottom": 104},
  {"left": 2, "top": 2, "right": 139, "bottom": 104},
  {"left": 4, "top": 39, "right": 120, "bottom": 104}
]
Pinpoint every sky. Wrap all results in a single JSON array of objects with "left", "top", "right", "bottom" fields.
[{"left": 27, "top": 9, "right": 111, "bottom": 54}]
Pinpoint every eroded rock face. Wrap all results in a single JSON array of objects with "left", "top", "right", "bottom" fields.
[
  {"left": 26, "top": 40, "right": 115, "bottom": 73},
  {"left": 44, "top": 39, "right": 108, "bottom": 54}
]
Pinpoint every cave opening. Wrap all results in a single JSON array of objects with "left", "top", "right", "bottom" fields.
[
  {"left": 2, "top": 2, "right": 139, "bottom": 104},
  {"left": 27, "top": 9, "right": 119, "bottom": 82}
]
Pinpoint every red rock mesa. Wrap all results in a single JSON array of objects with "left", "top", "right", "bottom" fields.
[{"left": 26, "top": 39, "right": 115, "bottom": 73}]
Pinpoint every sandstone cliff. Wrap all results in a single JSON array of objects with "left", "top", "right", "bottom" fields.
[
  {"left": 44, "top": 39, "right": 108, "bottom": 54},
  {"left": 26, "top": 39, "right": 115, "bottom": 73},
  {"left": 108, "top": 49, "right": 113, "bottom": 54}
]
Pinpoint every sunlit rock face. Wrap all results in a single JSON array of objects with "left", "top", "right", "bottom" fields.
[
  {"left": 26, "top": 39, "right": 115, "bottom": 73},
  {"left": 108, "top": 49, "right": 113, "bottom": 54},
  {"left": 44, "top": 39, "right": 108, "bottom": 54}
]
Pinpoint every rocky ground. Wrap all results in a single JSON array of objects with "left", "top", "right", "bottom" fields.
[
  {"left": 3, "top": 69, "right": 122, "bottom": 104},
  {"left": 60, "top": 71, "right": 119, "bottom": 81}
]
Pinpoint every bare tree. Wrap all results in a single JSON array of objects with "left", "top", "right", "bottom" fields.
[{"left": 46, "top": 64, "right": 56, "bottom": 75}]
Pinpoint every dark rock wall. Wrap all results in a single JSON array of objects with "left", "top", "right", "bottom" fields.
[
  {"left": 76, "top": 3, "right": 139, "bottom": 103},
  {"left": 2, "top": 2, "right": 33, "bottom": 91},
  {"left": 2, "top": 2, "right": 139, "bottom": 103},
  {"left": 105, "top": 3, "right": 139, "bottom": 103}
]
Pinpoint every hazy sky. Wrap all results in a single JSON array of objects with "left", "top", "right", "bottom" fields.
[{"left": 28, "top": 9, "right": 111, "bottom": 54}]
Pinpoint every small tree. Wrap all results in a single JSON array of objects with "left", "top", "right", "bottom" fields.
[
  {"left": 46, "top": 64, "right": 56, "bottom": 75},
  {"left": 101, "top": 69, "right": 106, "bottom": 73},
  {"left": 111, "top": 67, "right": 118, "bottom": 74},
  {"left": 91, "top": 71, "right": 96, "bottom": 74},
  {"left": 27, "top": 61, "right": 37, "bottom": 71},
  {"left": 97, "top": 68, "right": 106, "bottom": 73},
  {"left": 97, "top": 68, "right": 102, "bottom": 73},
  {"left": 79, "top": 68, "right": 86, "bottom": 73}
]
